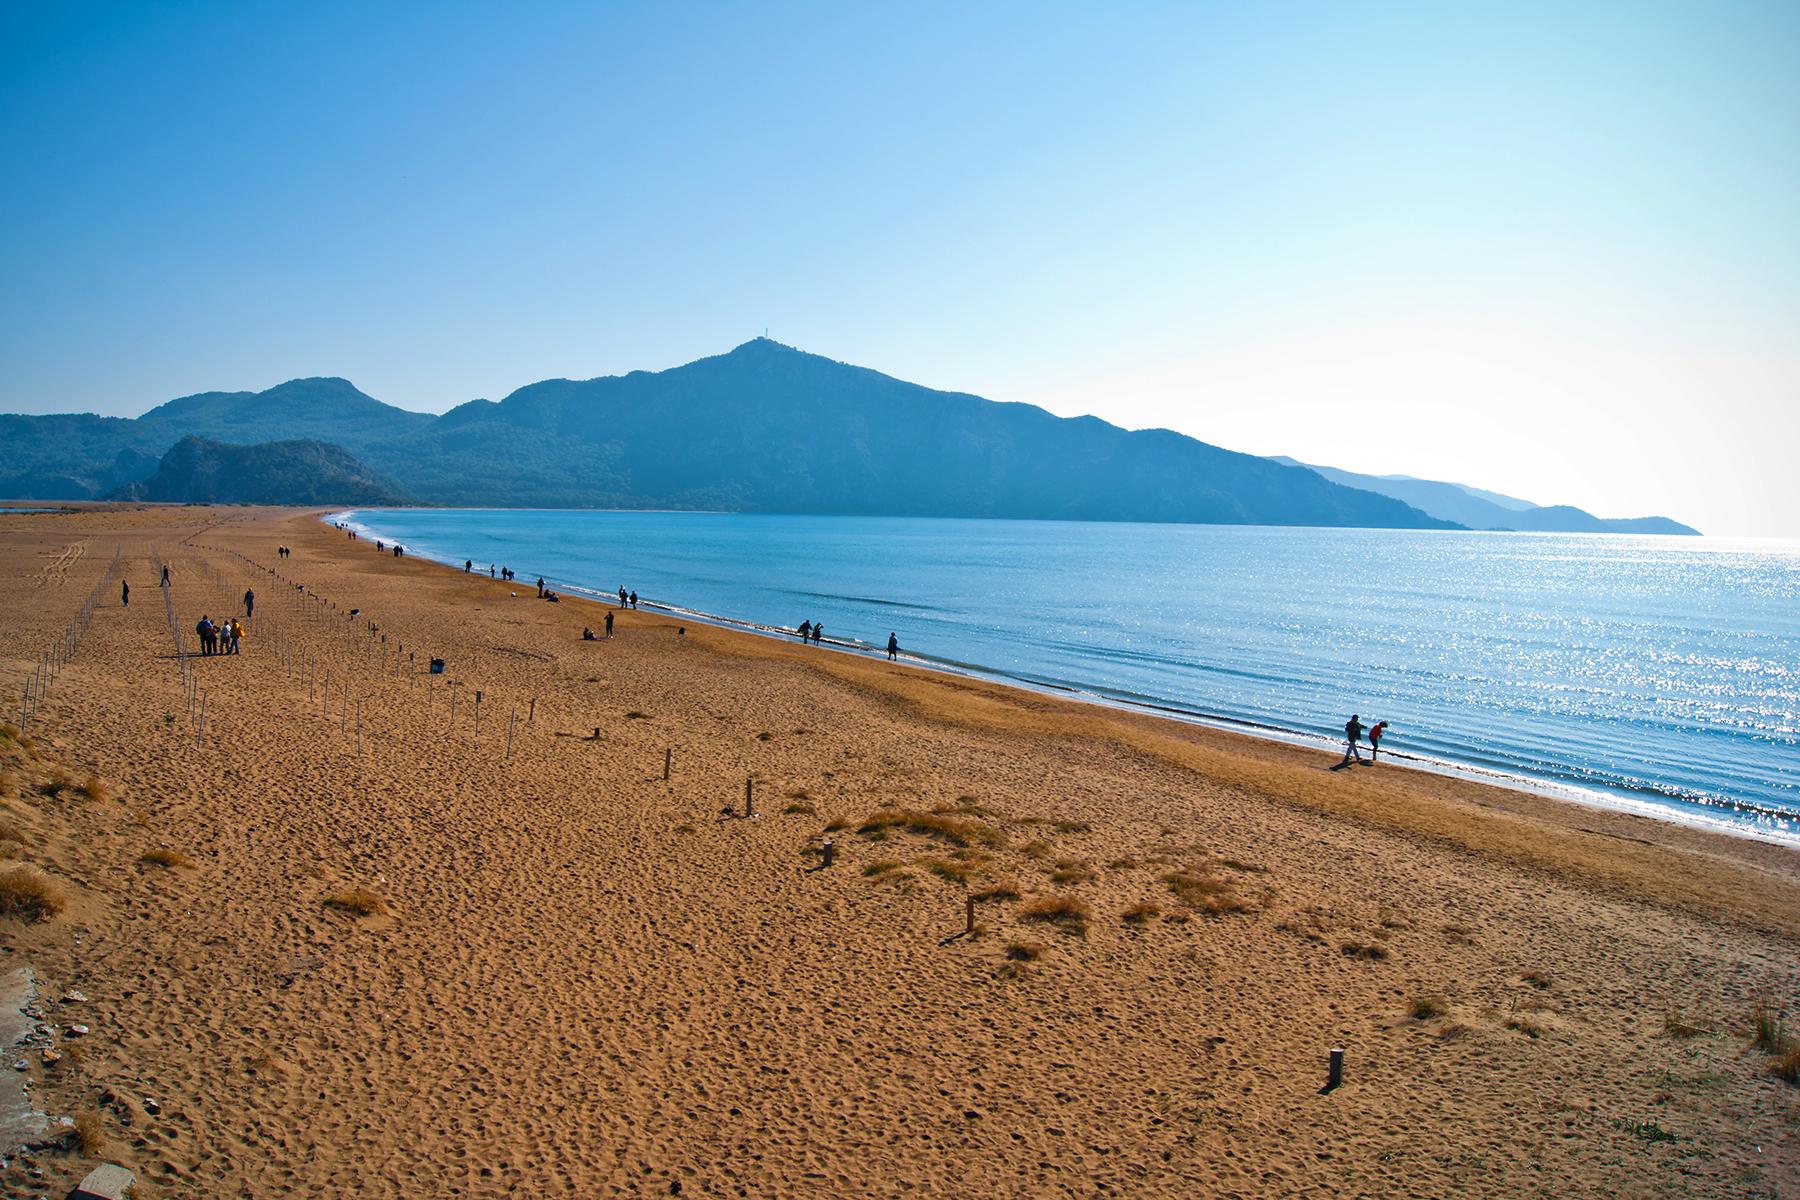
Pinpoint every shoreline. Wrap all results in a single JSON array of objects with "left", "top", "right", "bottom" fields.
[{"left": 327, "top": 507, "right": 1800, "bottom": 849}]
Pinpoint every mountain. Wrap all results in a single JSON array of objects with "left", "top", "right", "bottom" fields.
[
  {"left": 107, "top": 437, "right": 406, "bottom": 506},
  {"left": 1268, "top": 457, "right": 1699, "bottom": 535},
  {"left": 376, "top": 339, "right": 1456, "bottom": 526},
  {"left": 136, "top": 377, "right": 434, "bottom": 452},
  {"left": 0, "top": 377, "right": 428, "bottom": 500},
  {"left": 5, "top": 341, "right": 1454, "bottom": 527}
]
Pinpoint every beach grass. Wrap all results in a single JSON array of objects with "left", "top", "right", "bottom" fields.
[
  {"left": 1019, "top": 894, "right": 1090, "bottom": 933},
  {"left": 323, "top": 888, "right": 384, "bottom": 916},
  {"left": 0, "top": 866, "right": 63, "bottom": 921}
]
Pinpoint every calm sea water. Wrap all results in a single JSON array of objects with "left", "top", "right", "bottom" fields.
[{"left": 336, "top": 510, "right": 1800, "bottom": 841}]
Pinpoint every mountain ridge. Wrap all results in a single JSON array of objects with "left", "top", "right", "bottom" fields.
[
  {"left": 1268, "top": 456, "right": 1698, "bottom": 535},
  {"left": 0, "top": 340, "right": 1675, "bottom": 532}
]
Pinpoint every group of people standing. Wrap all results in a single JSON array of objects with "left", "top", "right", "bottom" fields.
[
  {"left": 1340, "top": 713, "right": 1390, "bottom": 766},
  {"left": 197, "top": 613, "right": 245, "bottom": 655},
  {"left": 796, "top": 620, "right": 825, "bottom": 646}
]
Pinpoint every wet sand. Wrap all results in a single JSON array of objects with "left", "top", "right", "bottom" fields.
[{"left": 2, "top": 503, "right": 1797, "bottom": 1198}]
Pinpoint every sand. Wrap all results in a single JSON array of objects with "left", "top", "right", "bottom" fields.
[{"left": 1, "top": 503, "right": 1796, "bottom": 1198}]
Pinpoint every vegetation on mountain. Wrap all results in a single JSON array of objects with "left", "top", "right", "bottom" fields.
[{"left": 107, "top": 436, "right": 405, "bottom": 505}]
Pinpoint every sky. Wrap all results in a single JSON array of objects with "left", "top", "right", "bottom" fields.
[{"left": 3, "top": 2, "right": 1797, "bottom": 536}]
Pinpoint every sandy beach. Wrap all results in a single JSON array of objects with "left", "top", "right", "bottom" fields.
[{"left": 2, "top": 503, "right": 1796, "bottom": 1198}]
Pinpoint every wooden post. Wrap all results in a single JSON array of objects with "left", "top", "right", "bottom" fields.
[
  {"left": 822, "top": 840, "right": 834, "bottom": 868},
  {"left": 663, "top": 747, "right": 671, "bottom": 780},
  {"left": 529, "top": 696, "right": 536, "bottom": 723},
  {"left": 506, "top": 708, "right": 515, "bottom": 758},
  {"left": 965, "top": 894, "right": 976, "bottom": 935},
  {"left": 1326, "top": 1048, "right": 1345, "bottom": 1092},
  {"left": 475, "top": 691, "right": 482, "bottom": 737},
  {"left": 356, "top": 700, "right": 362, "bottom": 753},
  {"left": 744, "top": 776, "right": 755, "bottom": 817}
]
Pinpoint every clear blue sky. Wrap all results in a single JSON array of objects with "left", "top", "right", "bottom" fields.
[{"left": 3, "top": 2, "right": 1796, "bottom": 535}]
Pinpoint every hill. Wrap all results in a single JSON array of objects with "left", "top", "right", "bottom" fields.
[
  {"left": 5, "top": 342, "right": 1457, "bottom": 528},
  {"left": 107, "top": 437, "right": 406, "bottom": 506},
  {"left": 1268, "top": 457, "right": 1699, "bottom": 535},
  {"left": 380, "top": 339, "right": 1455, "bottom": 526}
]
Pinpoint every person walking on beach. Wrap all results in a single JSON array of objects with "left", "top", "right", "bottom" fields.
[
  {"left": 604, "top": 611, "right": 614, "bottom": 638},
  {"left": 887, "top": 632, "right": 899, "bottom": 661},
  {"left": 629, "top": 591, "right": 638, "bottom": 610},
  {"left": 243, "top": 588, "right": 255, "bottom": 618},
  {"left": 161, "top": 564, "right": 170, "bottom": 587},
  {"left": 121, "top": 579, "right": 129, "bottom": 607},
  {"left": 812, "top": 622, "right": 824, "bottom": 646},
  {"left": 465, "top": 560, "right": 472, "bottom": 573},
  {"left": 1368, "top": 720, "right": 1388, "bottom": 762},
  {"left": 1341, "top": 713, "right": 1365, "bottom": 766},
  {"left": 619, "top": 586, "right": 628, "bottom": 608},
  {"left": 798, "top": 620, "right": 811, "bottom": 642}
]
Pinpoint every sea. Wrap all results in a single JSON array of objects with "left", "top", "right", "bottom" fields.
[{"left": 333, "top": 509, "right": 1800, "bottom": 844}]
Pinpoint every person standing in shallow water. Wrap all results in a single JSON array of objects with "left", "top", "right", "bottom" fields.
[
  {"left": 1341, "top": 714, "right": 1365, "bottom": 766},
  {"left": 887, "top": 632, "right": 898, "bottom": 661}
]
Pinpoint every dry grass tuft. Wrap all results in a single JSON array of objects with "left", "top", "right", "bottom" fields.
[
  {"left": 861, "top": 860, "right": 904, "bottom": 878},
  {"left": 1751, "top": 1004, "right": 1785, "bottom": 1053},
  {"left": 0, "top": 816, "right": 27, "bottom": 845},
  {"left": 138, "top": 848, "right": 193, "bottom": 869},
  {"left": 1663, "top": 1010, "right": 1712, "bottom": 1038},
  {"left": 858, "top": 808, "right": 1003, "bottom": 848},
  {"left": 73, "top": 1109, "right": 107, "bottom": 1155},
  {"left": 1049, "top": 860, "right": 1095, "bottom": 886},
  {"left": 1442, "top": 924, "right": 1477, "bottom": 946},
  {"left": 1108, "top": 857, "right": 1140, "bottom": 871},
  {"left": 322, "top": 888, "right": 383, "bottom": 916},
  {"left": 1776, "top": 1043, "right": 1800, "bottom": 1085},
  {"left": 1020, "top": 894, "right": 1091, "bottom": 933},
  {"left": 1121, "top": 901, "right": 1161, "bottom": 924},
  {"left": 783, "top": 801, "right": 817, "bottom": 816},
  {"left": 1340, "top": 941, "right": 1390, "bottom": 961},
  {"left": 1520, "top": 969, "right": 1554, "bottom": 990},
  {"left": 971, "top": 880, "right": 1020, "bottom": 902},
  {"left": 1162, "top": 869, "right": 1253, "bottom": 915},
  {"left": 1005, "top": 941, "right": 1045, "bottom": 962},
  {"left": 1020, "top": 840, "right": 1052, "bottom": 860},
  {"left": 1409, "top": 994, "right": 1448, "bottom": 1020},
  {"left": 80, "top": 773, "right": 110, "bottom": 803},
  {"left": 922, "top": 858, "right": 981, "bottom": 884},
  {"left": 0, "top": 866, "right": 64, "bottom": 921},
  {"left": 1052, "top": 819, "right": 1091, "bottom": 834},
  {"left": 1506, "top": 1016, "right": 1546, "bottom": 1039}
]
